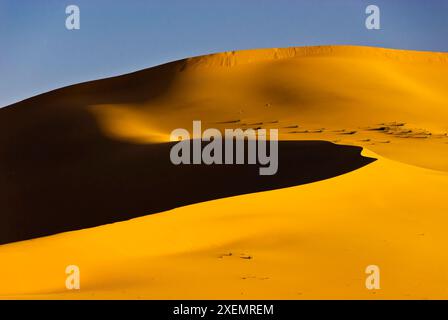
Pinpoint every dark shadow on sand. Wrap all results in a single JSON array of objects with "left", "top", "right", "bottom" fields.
[
  {"left": 0, "top": 134, "right": 375, "bottom": 244},
  {"left": 0, "top": 65, "right": 375, "bottom": 244}
]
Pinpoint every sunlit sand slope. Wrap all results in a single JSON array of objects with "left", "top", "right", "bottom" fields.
[
  {"left": 0, "top": 151, "right": 447, "bottom": 299},
  {"left": 87, "top": 46, "right": 448, "bottom": 171},
  {"left": 2, "top": 46, "right": 447, "bottom": 169},
  {"left": 0, "top": 45, "right": 447, "bottom": 299}
]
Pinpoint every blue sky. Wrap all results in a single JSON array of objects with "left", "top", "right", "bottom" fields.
[{"left": 1, "top": 0, "right": 447, "bottom": 107}]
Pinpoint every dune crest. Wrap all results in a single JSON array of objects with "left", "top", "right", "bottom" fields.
[
  {"left": 183, "top": 45, "right": 448, "bottom": 70},
  {"left": 1, "top": 46, "right": 447, "bottom": 168}
]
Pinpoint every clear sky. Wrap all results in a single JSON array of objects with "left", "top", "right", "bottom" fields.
[{"left": 1, "top": 0, "right": 447, "bottom": 107}]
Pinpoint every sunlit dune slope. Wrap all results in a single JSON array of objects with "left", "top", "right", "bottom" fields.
[
  {"left": 2, "top": 45, "right": 448, "bottom": 170},
  {"left": 1, "top": 45, "right": 448, "bottom": 299},
  {"left": 0, "top": 150, "right": 447, "bottom": 299}
]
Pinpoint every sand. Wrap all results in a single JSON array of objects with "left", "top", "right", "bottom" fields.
[{"left": 0, "top": 45, "right": 447, "bottom": 299}]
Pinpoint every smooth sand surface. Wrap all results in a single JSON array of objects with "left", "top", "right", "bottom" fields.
[{"left": 0, "top": 45, "right": 447, "bottom": 299}]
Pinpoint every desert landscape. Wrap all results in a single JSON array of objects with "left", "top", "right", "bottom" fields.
[{"left": 0, "top": 45, "right": 447, "bottom": 299}]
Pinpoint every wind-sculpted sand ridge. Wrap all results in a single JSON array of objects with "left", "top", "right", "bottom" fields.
[{"left": 183, "top": 46, "right": 448, "bottom": 69}]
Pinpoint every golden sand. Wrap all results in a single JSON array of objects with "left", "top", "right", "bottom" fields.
[{"left": 0, "top": 46, "right": 447, "bottom": 299}]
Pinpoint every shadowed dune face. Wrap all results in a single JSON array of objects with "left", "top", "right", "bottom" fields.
[{"left": 0, "top": 120, "right": 375, "bottom": 244}]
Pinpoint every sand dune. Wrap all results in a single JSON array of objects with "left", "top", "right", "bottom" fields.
[
  {"left": 2, "top": 45, "right": 447, "bottom": 168},
  {"left": 0, "top": 45, "right": 447, "bottom": 299}
]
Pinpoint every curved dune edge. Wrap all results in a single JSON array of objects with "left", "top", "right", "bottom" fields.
[{"left": 0, "top": 153, "right": 447, "bottom": 299}]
